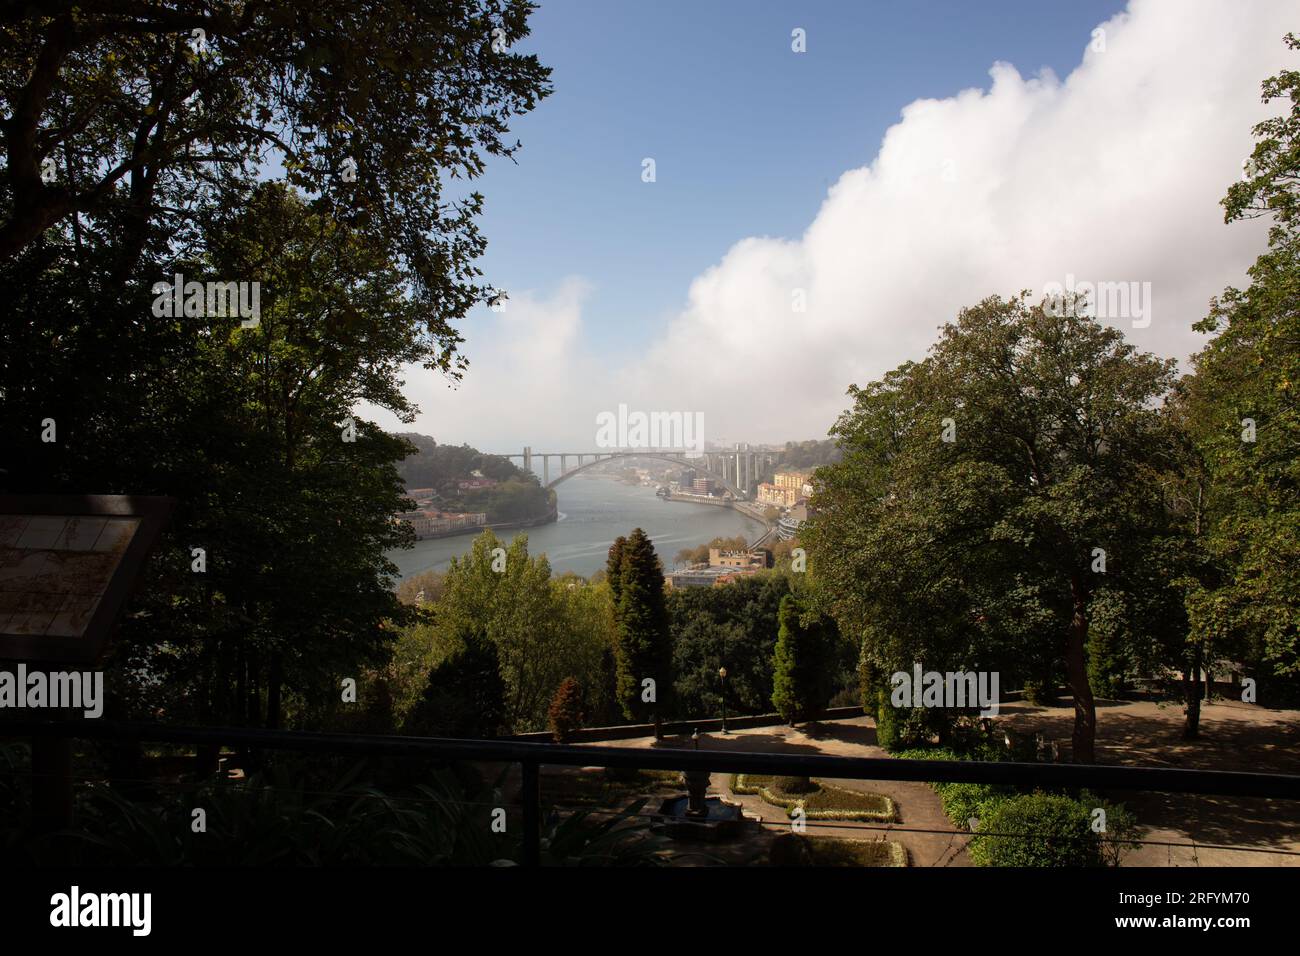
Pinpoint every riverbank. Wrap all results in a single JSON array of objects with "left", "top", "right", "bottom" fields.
[
  {"left": 387, "top": 477, "right": 764, "bottom": 579},
  {"left": 662, "top": 492, "right": 775, "bottom": 544},
  {"left": 410, "top": 501, "right": 558, "bottom": 541}
]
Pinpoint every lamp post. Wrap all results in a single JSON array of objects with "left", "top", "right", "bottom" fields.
[{"left": 719, "top": 666, "right": 729, "bottom": 734}]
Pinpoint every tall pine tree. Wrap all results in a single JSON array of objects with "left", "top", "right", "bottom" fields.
[{"left": 612, "top": 529, "right": 673, "bottom": 722}]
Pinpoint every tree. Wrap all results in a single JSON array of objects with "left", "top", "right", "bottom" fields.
[
  {"left": 548, "top": 677, "right": 585, "bottom": 743},
  {"left": 771, "top": 594, "right": 836, "bottom": 726},
  {"left": 404, "top": 624, "right": 505, "bottom": 739},
  {"left": 612, "top": 528, "right": 673, "bottom": 722},
  {"left": 0, "top": 0, "right": 551, "bottom": 327},
  {"left": 1178, "top": 34, "right": 1300, "bottom": 704},
  {"left": 0, "top": 2, "right": 553, "bottom": 732},
  {"left": 807, "top": 295, "right": 1177, "bottom": 763},
  {"left": 606, "top": 535, "right": 626, "bottom": 607},
  {"left": 426, "top": 531, "right": 615, "bottom": 733}
]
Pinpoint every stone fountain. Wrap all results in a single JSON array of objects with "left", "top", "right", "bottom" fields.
[{"left": 653, "top": 729, "right": 750, "bottom": 841}]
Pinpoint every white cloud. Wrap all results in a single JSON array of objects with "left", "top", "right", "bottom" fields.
[
  {"left": 368, "top": 276, "right": 600, "bottom": 452},
  {"left": 378, "top": 0, "right": 1295, "bottom": 451}
]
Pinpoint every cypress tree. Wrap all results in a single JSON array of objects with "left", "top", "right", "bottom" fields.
[
  {"left": 613, "top": 528, "right": 673, "bottom": 722},
  {"left": 772, "top": 594, "right": 834, "bottom": 726},
  {"left": 607, "top": 535, "right": 626, "bottom": 607}
]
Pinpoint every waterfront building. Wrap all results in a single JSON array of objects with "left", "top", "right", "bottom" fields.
[
  {"left": 777, "top": 502, "right": 808, "bottom": 541},
  {"left": 756, "top": 482, "right": 799, "bottom": 507},
  {"left": 397, "top": 509, "right": 488, "bottom": 539},
  {"left": 667, "top": 565, "right": 760, "bottom": 589},
  {"left": 708, "top": 547, "right": 771, "bottom": 570}
]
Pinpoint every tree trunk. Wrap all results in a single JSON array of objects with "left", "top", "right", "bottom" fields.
[
  {"left": 1183, "top": 645, "right": 1202, "bottom": 740},
  {"left": 1066, "top": 575, "right": 1096, "bottom": 763}
]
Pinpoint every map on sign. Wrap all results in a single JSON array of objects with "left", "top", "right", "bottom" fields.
[{"left": 0, "top": 514, "right": 142, "bottom": 639}]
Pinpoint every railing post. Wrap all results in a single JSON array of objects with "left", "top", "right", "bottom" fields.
[
  {"left": 521, "top": 759, "right": 540, "bottom": 867},
  {"left": 31, "top": 729, "right": 73, "bottom": 834}
]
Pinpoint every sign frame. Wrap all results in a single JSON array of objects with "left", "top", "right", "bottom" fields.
[{"left": 0, "top": 494, "right": 174, "bottom": 664}]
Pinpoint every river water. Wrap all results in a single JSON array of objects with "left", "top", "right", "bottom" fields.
[{"left": 386, "top": 475, "right": 765, "bottom": 580}]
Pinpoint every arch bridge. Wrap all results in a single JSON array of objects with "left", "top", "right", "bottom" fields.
[{"left": 503, "top": 448, "right": 778, "bottom": 499}]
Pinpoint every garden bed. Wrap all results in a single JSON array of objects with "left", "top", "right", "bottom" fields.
[{"left": 731, "top": 774, "right": 896, "bottom": 821}]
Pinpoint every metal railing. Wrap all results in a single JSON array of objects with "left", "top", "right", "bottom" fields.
[{"left": 8, "top": 717, "right": 1300, "bottom": 866}]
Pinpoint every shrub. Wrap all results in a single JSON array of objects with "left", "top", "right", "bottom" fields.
[
  {"left": 968, "top": 793, "right": 1102, "bottom": 867},
  {"left": 874, "top": 689, "right": 900, "bottom": 750},
  {"left": 548, "top": 677, "right": 585, "bottom": 743},
  {"left": 772, "top": 594, "right": 836, "bottom": 724},
  {"left": 875, "top": 693, "right": 943, "bottom": 752},
  {"left": 773, "top": 775, "right": 817, "bottom": 794},
  {"left": 403, "top": 625, "right": 505, "bottom": 738}
]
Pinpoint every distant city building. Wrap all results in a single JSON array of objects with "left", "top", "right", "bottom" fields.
[
  {"left": 774, "top": 470, "right": 813, "bottom": 492},
  {"left": 667, "top": 565, "right": 760, "bottom": 589},
  {"left": 777, "top": 502, "right": 808, "bottom": 541},
  {"left": 457, "top": 477, "right": 498, "bottom": 491},
  {"left": 756, "top": 482, "right": 799, "bottom": 507},
  {"left": 398, "top": 509, "right": 488, "bottom": 539},
  {"left": 692, "top": 477, "right": 715, "bottom": 493},
  {"left": 406, "top": 487, "right": 436, "bottom": 503},
  {"left": 679, "top": 467, "right": 697, "bottom": 487},
  {"left": 708, "top": 547, "right": 771, "bottom": 570},
  {"left": 757, "top": 470, "right": 816, "bottom": 508}
]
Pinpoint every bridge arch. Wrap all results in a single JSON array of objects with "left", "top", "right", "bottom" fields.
[{"left": 541, "top": 452, "right": 744, "bottom": 497}]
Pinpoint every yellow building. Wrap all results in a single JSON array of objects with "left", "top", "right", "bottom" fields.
[{"left": 708, "top": 548, "right": 771, "bottom": 570}]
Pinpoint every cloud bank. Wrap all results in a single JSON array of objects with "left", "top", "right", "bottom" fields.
[{"left": 374, "top": 0, "right": 1295, "bottom": 453}]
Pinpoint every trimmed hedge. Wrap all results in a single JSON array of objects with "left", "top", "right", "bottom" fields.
[
  {"left": 892, "top": 747, "right": 1013, "bottom": 828},
  {"left": 731, "top": 774, "right": 896, "bottom": 822},
  {"left": 892, "top": 747, "right": 1139, "bottom": 866},
  {"left": 968, "top": 792, "right": 1102, "bottom": 867}
]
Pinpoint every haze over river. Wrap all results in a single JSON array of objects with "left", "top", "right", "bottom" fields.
[{"left": 387, "top": 475, "right": 765, "bottom": 580}]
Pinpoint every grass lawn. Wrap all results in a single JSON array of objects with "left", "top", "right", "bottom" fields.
[{"left": 732, "top": 774, "right": 896, "bottom": 822}]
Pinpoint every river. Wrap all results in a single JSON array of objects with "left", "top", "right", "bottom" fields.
[{"left": 386, "top": 475, "right": 766, "bottom": 580}]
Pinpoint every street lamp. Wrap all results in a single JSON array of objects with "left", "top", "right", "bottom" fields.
[{"left": 719, "top": 666, "right": 729, "bottom": 734}]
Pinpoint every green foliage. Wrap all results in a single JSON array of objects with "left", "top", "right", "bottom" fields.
[
  {"left": 806, "top": 293, "right": 1179, "bottom": 762},
  {"left": 674, "top": 535, "right": 749, "bottom": 566},
  {"left": 0, "top": 0, "right": 552, "bottom": 307},
  {"left": 874, "top": 691, "right": 952, "bottom": 752},
  {"left": 13, "top": 758, "right": 511, "bottom": 866},
  {"left": 404, "top": 624, "right": 505, "bottom": 738},
  {"left": 773, "top": 776, "right": 818, "bottom": 794},
  {"left": 548, "top": 677, "right": 586, "bottom": 743},
  {"left": 771, "top": 594, "right": 837, "bottom": 724},
  {"left": 731, "top": 774, "right": 896, "bottom": 821},
  {"left": 1178, "top": 35, "right": 1300, "bottom": 693},
  {"left": 0, "top": 1, "right": 552, "bottom": 733},
  {"left": 968, "top": 793, "right": 1103, "bottom": 868},
  {"left": 669, "top": 575, "right": 826, "bottom": 719},
  {"left": 429, "top": 531, "right": 615, "bottom": 732},
  {"left": 1086, "top": 589, "right": 1130, "bottom": 699},
  {"left": 874, "top": 689, "right": 901, "bottom": 751},
  {"left": 610, "top": 529, "right": 673, "bottom": 722},
  {"left": 395, "top": 434, "right": 525, "bottom": 488}
]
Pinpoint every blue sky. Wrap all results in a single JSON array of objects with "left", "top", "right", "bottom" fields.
[
  {"left": 376, "top": 0, "right": 1290, "bottom": 453},
  {"left": 467, "top": 0, "right": 1130, "bottom": 359}
]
